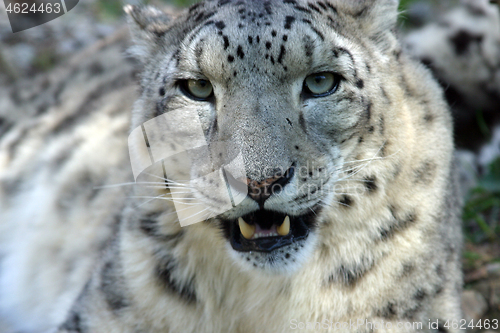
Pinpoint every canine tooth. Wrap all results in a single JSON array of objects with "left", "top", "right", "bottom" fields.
[
  {"left": 238, "top": 217, "right": 255, "bottom": 239},
  {"left": 277, "top": 216, "right": 290, "bottom": 236}
]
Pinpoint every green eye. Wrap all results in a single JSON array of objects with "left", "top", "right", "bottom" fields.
[
  {"left": 303, "top": 72, "right": 339, "bottom": 97},
  {"left": 181, "top": 79, "right": 214, "bottom": 100}
]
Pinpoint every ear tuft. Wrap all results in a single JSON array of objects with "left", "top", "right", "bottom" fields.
[{"left": 124, "top": 5, "right": 172, "bottom": 62}]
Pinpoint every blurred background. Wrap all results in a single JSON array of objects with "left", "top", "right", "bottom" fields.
[{"left": 0, "top": 0, "right": 499, "bottom": 330}]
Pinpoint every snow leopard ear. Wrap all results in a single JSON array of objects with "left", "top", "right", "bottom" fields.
[
  {"left": 351, "top": 0, "right": 399, "bottom": 31},
  {"left": 342, "top": 0, "right": 400, "bottom": 51},
  {"left": 124, "top": 5, "right": 172, "bottom": 62}
]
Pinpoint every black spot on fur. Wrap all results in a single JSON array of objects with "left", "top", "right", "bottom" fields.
[
  {"left": 435, "top": 264, "right": 444, "bottom": 279},
  {"left": 271, "top": 30, "right": 277, "bottom": 37},
  {"left": 159, "top": 87, "right": 165, "bottom": 96},
  {"left": 223, "top": 35, "right": 230, "bottom": 50},
  {"left": 284, "top": 16, "right": 295, "bottom": 29},
  {"left": 379, "top": 116, "right": 385, "bottom": 135},
  {"left": 304, "top": 37, "right": 313, "bottom": 57},
  {"left": 215, "top": 21, "right": 226, "bottom": 30},
  {"left": 139, "top": 213, "right": 161, "bottom": 237},
  {"left": 437, "top": 323, "right": 449, "bottom": 333},
  {"left": 340, "top": 195, "right": 353, "bottom": 207},
  {"left": 139, "top": 213, "right": 184, "bottom": 242},
  {"left": 378, "top": 302, "right": 397, "bottom": 319},
  {"left": 434, "top": 284, "right": 444, "bottom": 295},
  {"left": 265, "top": 41, "right": 272, "bottom": 49},
  {"left": 404, "top": 302, "right": 424, "bottom": 320},
  {"left": 356, "top": 79, "right": 364, "bottom": 89},
  {"left": 227, "top": 55, "right": 235, "bottom": 62},
  {"left": 308, "top": 3, "right": 322, "bottom": 13},
  {"left": 59, "top": 311, "right": 85, "bottom": 332},
  {"left": 380, "top": 141, "right": 388, "bottom": 157},
  {"left": 35, "top": 102, "right": 50, "bottom": 115},
  {"left": 156, "top": 256, "right": 197, "bottom": 303},
  {"left": 100, "top": 261, "right": 128, "bottom": 311},
  {"left": 298, "top": 112, "right": 307, "bottom": 133},
  {"left": 401, "top": 263, "right": 415, "bottom": 276},
  {"left": 317, "top": 2, "right": 327, "bottom": 10},
  {"left": 413, "top": 289, "right": 426, "bottom": 301},
  {"left": 328, "top": 257, "right": 374, "bottom": 286},
  {"left": 277, "top": 45, "right": 286, "bottom": 64},
  {"left": 282, "top": 34, "right": 288, "bottom": 42},
  {"left": 291, "top": 5, "right": 310, "bottom": 13},
  {"left": 394, "top": 49, "right": 402, "bottom": 60},
  {"left": 325, "top": 2, "right": 337, "bottom": 13},
  {"left": 195, "top": 13, "right": 205, "bottom": 22},
  {"left": 380, "top": 208, "right": 417, "bottom": 240},
  {"left": 188, "top": 2, "right": 201, "bottom": 13},
  {"left": 414, "top": 160, "right": 437, "bottom": 185},
  {"left": 365, "top": 102, "right": 372, "bottom": 122},
  {"left": 449, "top": 30, "right": 483, "bottom": 55},
  {"left": 237, "top": 45, "right": 245, "bottom": 59},
  {"left": 364, "top": 176, "right": 377, "bottom": 193},
  {"left": 50, "top": 141, "right": 80, "bottom": 171},
  {"left": 424, "top": 113, "right": 434, "bottom": 123},
  {"left": 248, "top": 35, "right": 253, "bottom": 44}
]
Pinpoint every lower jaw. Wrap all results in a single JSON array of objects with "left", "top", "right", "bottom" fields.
[{"left": 220, "top": 209, "right": 319, "bottom": 253}]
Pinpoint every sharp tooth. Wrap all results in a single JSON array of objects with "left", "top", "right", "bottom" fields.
[
  {"left": 238, "top": 217, "right": 255, "bottom": 240},
  {"left": 277, "top": 216, "right": 290, "bottom": 236}
]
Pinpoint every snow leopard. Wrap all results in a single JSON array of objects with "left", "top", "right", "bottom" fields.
[{"left": 0, "top": 0, "right": 463, "bottom": 332}]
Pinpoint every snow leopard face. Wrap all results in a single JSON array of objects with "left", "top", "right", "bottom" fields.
[{"left": 127, "top": 0, "right": 403, "bottom": 273}]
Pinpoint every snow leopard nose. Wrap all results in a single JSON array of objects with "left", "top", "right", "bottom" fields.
[{"left": 246, "top": 165, "right": 295, "bottom": 206}]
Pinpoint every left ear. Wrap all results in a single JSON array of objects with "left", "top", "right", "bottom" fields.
[{"left": 124, "top": 5, "right": 172, "bottom": 63}]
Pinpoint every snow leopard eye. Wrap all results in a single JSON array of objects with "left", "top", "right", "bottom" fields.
[
  {"left": 179, "top": 79, "right": 214, "bottom": 101},
  {"left": 303, "top": 72, "right": 340, "bottom": 98}
]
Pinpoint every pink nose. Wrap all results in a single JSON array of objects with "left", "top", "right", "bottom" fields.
[{"left": 245, "top": 165, "right": 295, "bottom": 205}]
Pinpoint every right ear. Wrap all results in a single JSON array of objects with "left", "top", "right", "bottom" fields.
[{"left": 124, "top": 5, "right": 172, "bottom": 63}]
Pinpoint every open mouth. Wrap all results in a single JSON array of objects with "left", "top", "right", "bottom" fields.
[{"left": 220, "top": 209, "right": 318, "bottom": 252}]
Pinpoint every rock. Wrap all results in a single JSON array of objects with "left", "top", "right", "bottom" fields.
[
  {"left": 462, "top": 290, "right": 489, "bottom": 321},
  {"left": 486, "top": 262, "right": 500, "bottom": 278}
]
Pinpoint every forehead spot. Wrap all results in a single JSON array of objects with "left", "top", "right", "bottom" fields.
[{"left": 284, "top": 16, "right": 295, "bottom": 29}]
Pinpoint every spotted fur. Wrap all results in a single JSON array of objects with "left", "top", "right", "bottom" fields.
[{"left": 0, "top": 1, "right": 465, "bottom": 332}]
